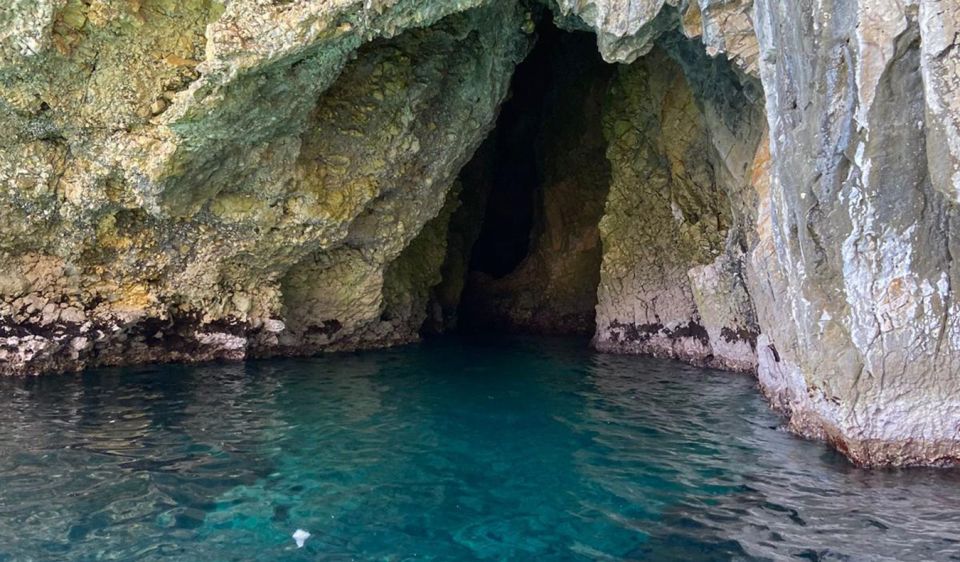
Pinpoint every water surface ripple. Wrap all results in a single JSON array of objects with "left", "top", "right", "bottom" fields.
[{"left": 1, "top": 337, "right": 958, "bottom": 561}]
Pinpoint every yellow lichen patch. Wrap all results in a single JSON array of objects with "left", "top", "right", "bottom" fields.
[
  {"left": 0, "top": 0, "right": 529, "bottom": 373},
  {"left": 209, "top": 193, "right": 279, "bottom": 225},
  {"left": 597, "top": 47, "right": 737, "bottom": 356},
  {"left": 111, "top": 282, "right": 154, "bottom": 313},
  {"left": 52, "top": 0, "right": 90, "bottom": 55},
  {"left": 681, "top": 2, "right": 702, "bottom": 38},
  {"left": 660, "top": 72, "right": 702, "bottom": 186},
  {"left": 750, "top": 127, "right": 772, "bottom": 241},
  {"left": 163, "top": 54, "right": 200, "bottom": 67},
  {"left": 94, "top": 213, "right": 134, "bottom": 252}
]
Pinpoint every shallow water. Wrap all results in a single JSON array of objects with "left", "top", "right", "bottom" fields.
[{"left": 1, "top": 337, "right": 959, "bottom": 561}]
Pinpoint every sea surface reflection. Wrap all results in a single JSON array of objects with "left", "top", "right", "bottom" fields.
[{"left": 0, "top": 337, "right": 958, "bottom": 561}]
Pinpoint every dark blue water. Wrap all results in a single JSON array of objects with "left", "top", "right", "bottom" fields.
[{"left": 1, "top": 337, "right": 959, "bottom": 561}]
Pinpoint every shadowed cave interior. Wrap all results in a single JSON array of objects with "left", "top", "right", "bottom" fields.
[
  {"left": 420, "top": 11, "right": 761, "bottom": 358},
  {"left": 449, "top": 20, "right": 615, "bottom": 336}
]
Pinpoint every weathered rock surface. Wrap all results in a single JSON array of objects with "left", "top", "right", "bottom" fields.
[
  {"left": 749, "top": 0, "right": 960, "bottom": 466},
  {"left": 0, "top": 0, "right": 531, "bottom": 374},
  {"left": 679, "top": 0, "right": 759, "bottom": 76},
  {"left": 2, "top": 0, "right": 960, "bottom": 467},
  {"left": 583, "top": 0, "right": 960, "bottom": 465},
  {"left": 593, "top": 40, "right": 763, "bottom": 371}
]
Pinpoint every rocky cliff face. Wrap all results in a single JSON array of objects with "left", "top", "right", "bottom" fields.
[
  {"left": 2, "top": 0, "right": 959, "bottom": 466},
  {"left": 0, "top": 0, "right": 531, "bottom": 373},
  {"left": 593, "top": 38, "right": 764, "bottom": 373},
  {"left": 749, "top": 0, "right": 960, "bottom": 466}
]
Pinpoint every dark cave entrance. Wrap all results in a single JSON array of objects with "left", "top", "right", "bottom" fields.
[
  {"left": 420, "top": 11, "right": 765, "bottom": 358},
  {"left": 464, "top": 22, "right": 559, "bottom": 280},
  {"left": 444, "top": 20, "right": 616, "bottom": 336}
]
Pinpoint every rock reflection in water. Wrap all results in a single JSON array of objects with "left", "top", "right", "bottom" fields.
[{"left": 576, "top": 352, "right": 960, "bottom": 560}]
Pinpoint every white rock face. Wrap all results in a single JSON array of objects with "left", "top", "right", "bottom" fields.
[
  {"left": 579, "top": 0, "right": 960, "bottom": 464},
  {"left": 688, "top": 255, "right": 758, "bottom": 373},
  {"left": 919, "top": 0, "right": 960, "bottom": 203},
  {"left": 749, "top": 0, "right": 960, "bottom": 465}
]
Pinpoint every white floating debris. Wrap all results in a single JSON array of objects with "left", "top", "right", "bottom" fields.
[{"left": 292, "top": 528, "right": 311, "bottom": 548}]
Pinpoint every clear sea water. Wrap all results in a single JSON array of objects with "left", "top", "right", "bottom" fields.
[{"left": 1, "top": 337, "right": 959, "bottom": 562}]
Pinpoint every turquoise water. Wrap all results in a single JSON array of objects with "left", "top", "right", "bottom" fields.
[{"left": 1, "top": 337, "right": 959, "bottom": 561}]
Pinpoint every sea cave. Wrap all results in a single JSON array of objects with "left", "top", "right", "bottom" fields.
[{"left": 1, "top": 0, "right": 960, "bottom": 559}]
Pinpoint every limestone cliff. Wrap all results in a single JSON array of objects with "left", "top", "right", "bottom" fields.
[
  {"left": 749, "top": 0, "right": 960, "bottom": 466},
  {"left": 0, "top": 0, "right": 532, "bottom": 372},
  {"left": 593, "top": 40, "right": 763, "bottom": 373},
  {"left": 2, "top": 0, "right": 959, "bottom": 467}
]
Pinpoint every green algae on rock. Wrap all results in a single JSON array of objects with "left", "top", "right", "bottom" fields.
[{"left": 0, "top": 0, "right": 532, "bottom": 373}]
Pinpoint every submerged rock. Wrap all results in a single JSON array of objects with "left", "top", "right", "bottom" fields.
[{"left": 1, "top": 0, "right": 959, "bottom": 466}]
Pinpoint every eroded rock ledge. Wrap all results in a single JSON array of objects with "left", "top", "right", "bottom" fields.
[{"left": 2, "top": 0, "right": 960, "bottom": 467}]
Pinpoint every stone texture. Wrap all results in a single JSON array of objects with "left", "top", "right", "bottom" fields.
[
  {"left": 688, "top": 254, "right": 758, "bottom": 372},
  {"left": 2, "top": 0, "right": 960, "bottom": 467},
  {"left": 589, "top": 0, "right": 960, "bottom": 466},
  {"left": 551, "top": 0, "right": 680, "bottom": 62},
  {"left": 593, "top": 42, "right": 762, "bottom": 369},
  {"left": 594, "top": 49, "right": 721, "bottom": 363},
  {"left": 680, "top": 0, "right": 760, "bottom": 76},
  {"left": 664, "top": 31, "right": 767, "bottom": 373},
  {"left": 750, "top": 0, "right": 960, "bottom": 466},
  {"left": 0, "top": 0, "right": 532, "bottom": 374},
  {"left": 919, "top": 0, "right": 960, "bottom": 203}
]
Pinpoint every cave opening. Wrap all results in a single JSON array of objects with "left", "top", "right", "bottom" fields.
[
  {"left": 464, "top": 19, "right": 560, "bottom": 280},
  {"left": 447, "top": 17, "right": 616, "bottom": 336},
  {"left": 417, "top": 8, "right": 766, "bottom": 373}
]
